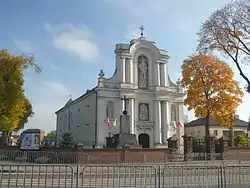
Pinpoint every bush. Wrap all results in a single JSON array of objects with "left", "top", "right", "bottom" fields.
[{"left": 235, "top": 133, "right": 248, "bottom": 147}]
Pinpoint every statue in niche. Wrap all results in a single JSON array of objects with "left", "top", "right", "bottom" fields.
[
  {"left": 106, "top": 101, "right": 114, "bottom": 119},
  {"left": 139, "top": 103, "right": 149, "bottom": 121},
  {"left": 171, "top": 105, "right": 177, "bottom": 122},
  {"left": 138, "top": 55, "right": 148, "bottom": 88}
]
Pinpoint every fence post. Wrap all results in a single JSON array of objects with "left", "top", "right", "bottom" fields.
[
  {"left": 76, "top": 165, "right": 79, "bottom": 188},
  {"left": 158, "top": 165, "right": 161, "bottom": 188}
]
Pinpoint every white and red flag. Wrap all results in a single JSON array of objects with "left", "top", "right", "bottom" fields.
[
  {"left": 176, "top": 121, "right": 184, "bottom": 128},
  {"left": 105, "top": 117, "right": 111, "bottom": 127}
]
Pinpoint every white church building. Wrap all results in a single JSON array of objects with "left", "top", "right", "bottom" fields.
[{"left": 55, "top": 32, "right": 185, "bottom": 149}]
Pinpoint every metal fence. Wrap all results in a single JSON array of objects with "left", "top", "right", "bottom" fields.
[
  {"left": 0, "top": 150, "right": 241, "bottom": 164},
  {"left": 1, "top": 163, "right": 250, "bottom": 187}
]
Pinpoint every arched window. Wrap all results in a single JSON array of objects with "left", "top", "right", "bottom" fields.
[
  {"left": 106, "top": 101, "right": 114, "bottom": 119},
  {"left": 138, "top": 55, "right": 148, "bottom": 88},
  {"left": 171, "top": 105, "right": 177, "bottom": 122}
]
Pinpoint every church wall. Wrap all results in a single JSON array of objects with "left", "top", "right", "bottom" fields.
[
  {"left": 134, "top": 93, "right": 158, "bottom": 148},
  {"left": 96, "top": 89, "right": 121, "bottom": 147},
  {"left": 56, "top": 92, "right": 97, "bottom": 147},
  {"left": 56, "top": 110, "right": 70, "bottom": 146},
  {"left": 70, "top": 93, "right": 97, "bottom": 146}
]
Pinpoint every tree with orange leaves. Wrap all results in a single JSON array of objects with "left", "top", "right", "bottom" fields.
[{"left": 181, "top": 54, "right": 243, "bottom": 153}]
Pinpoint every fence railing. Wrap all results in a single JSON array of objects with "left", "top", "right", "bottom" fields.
[
  {"left": 1, "top": 150, "right": 250, "bottom": 164},
  {"left": 0, "top": 150, "right": 229, "bottom": 164},
  {"left": 1, "top": 163, "right": 250, "bottom": 187}
]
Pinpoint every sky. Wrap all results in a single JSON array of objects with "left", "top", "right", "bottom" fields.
[{"left": 0, "top": 0, "right": 249, "bottom": 133}]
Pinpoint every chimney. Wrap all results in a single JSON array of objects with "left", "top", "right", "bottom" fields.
[{"left": 235, "top": 115, "right": 239, "bottom": 119}]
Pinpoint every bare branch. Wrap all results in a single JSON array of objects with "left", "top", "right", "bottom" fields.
[{"left": 197, "top": 0, "right": 250, "bottom": 93}]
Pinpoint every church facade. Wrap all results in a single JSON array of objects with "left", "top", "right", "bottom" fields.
[{"left": 55, "top": 35, "right": 185, "bottom": 149}]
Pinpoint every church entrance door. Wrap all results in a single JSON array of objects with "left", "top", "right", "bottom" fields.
[{"left": 138, "top": 133, "right": 150, "bottom": 148}]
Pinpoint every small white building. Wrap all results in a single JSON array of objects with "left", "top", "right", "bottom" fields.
[{"left": 55, "top": 33, "right": 185, "bottom": 148}]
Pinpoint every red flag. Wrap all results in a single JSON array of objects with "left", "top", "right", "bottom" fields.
[
  {"left": 177, "top": 121, "right": 184, "bottom": 127},
  {"left": 106, "top": 118, "right": 111, "bottom": 127}
]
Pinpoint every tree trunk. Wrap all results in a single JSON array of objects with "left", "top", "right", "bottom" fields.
[
  {"left": 230, "top": 125, "right": 234, "bottom": 147},
  {"left": 0, "top": 131, "right": 10, "bottom": 146},
  {"left": 205, "top": 115, "right": 210, "bottom": 154}
]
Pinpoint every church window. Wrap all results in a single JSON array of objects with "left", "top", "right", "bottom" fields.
[
  {"left": 171, "top": 105, "right": 177, "bottom": 122},
  {"left": 139, "top": 103, "right": 149, "bottom": 121},
  {"left": 106, "top": 101, "right": 114, "bottom": 119},
  {"left": 138, "top": 55, "right": 148, "bottom": 88}
]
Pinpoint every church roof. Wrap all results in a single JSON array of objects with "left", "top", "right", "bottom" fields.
[
  {"left": 65, "top": 98, "right": 73, "bottom": 106},
  {"left": 185, "top": 117, "right": 248, "bottom": 128},
  {"left": 55, "top": 86, "right": 97, "bottom": 114},
  {"left": 247, "top": 120, "right": 250, "bottom": 131}
]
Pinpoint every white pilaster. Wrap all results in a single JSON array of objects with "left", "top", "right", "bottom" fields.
[
  {"left": 155, "top": 63, "right": 160, "bottom": 86},
  {"left": 134, "top": 59, "right": 138, "bottom": 87},
  {"left": 120, "top": 57, "right": 126, "bottom": 83},
  {"left": 129, "top": 59, "right": 133, "bottom": 83},
  {"left": 160, "top": 64, "right": 167, "bottom": 87},
  {"left": 177, "top": 103, "right": 184, "bottom": 137},
  {"left": 154, "top": 100, "right": 162, "bottom": 144},
  {"left": 125, "top": 58, "right": 130, "bottom": 83},
  {"left": 163, "top": 64, "right": 168, "bottom": 86},
  {"left": 161, "top": 101, "right": 169, "bottom": 144},
  {"left": 96, "top": 98, "right": 106, "bottom": 147},
  {"left": 128, "top": 98, "right": 135, "bottom": 134},
  {"left": 177, "top": 103, "right": 184, "bottom": 153}
]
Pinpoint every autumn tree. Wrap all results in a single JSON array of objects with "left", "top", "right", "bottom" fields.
[
  {"left": 197, "top": 0, "right": 250, "bottom": 93},
  {"left": 181, "top": 54, "right": 243, "bottom": 153},
  {"left": 0, "top": 49, "right": 40, "bottom": 145}
]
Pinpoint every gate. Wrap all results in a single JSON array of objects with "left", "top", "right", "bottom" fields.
[
  {"left": 0, "top": 164, "right": 75, "bottom": 187},
  {"left": 222, "top": 164, "right": 250, "bottom": 187},
  {"left": 160, "top": 164, "right": 223, "bottom": 187},
  {"left": 1, "top": 163, "right": 250, "bottom": 187},
  {"left": 78, "top": 165, "right": 157, "bottom": 187}
]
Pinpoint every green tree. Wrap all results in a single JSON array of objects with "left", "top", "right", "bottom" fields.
[
  {"left": 47, "top": 130, "right": 56, "bottom": 139},
  {"left": 235, "top": 133, "right": 248, "bottom": 147},
  {"left": 14, "top": 98, "right": 34, "bottom": 132},
  {"left": 0, "top": 49, "right": 40, "bottom": 145},
  {"left": 59, "top": 132, "right": 74, "bottom": 148}
]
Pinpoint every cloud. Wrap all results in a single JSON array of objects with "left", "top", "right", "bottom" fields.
[
  {"left": 14, "top": 39, "right": 35, "bottom": 54},
  {"left": 25, "top": 80, "right": 74, "bottom": 132},
  {"left": 43, "top": 81, "right": 70, "bottom": 95},
  {"left": 45, "top": 23, "right": 99, "bottom": 62}
]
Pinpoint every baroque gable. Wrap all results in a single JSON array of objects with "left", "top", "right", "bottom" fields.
[{"left": 96, "top": 37, "right": 184, "bottom": 96}]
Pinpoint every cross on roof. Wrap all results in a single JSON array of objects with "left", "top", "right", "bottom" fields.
[{"left": 139, "top": 25, "right": 144, "bottom": 37}]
